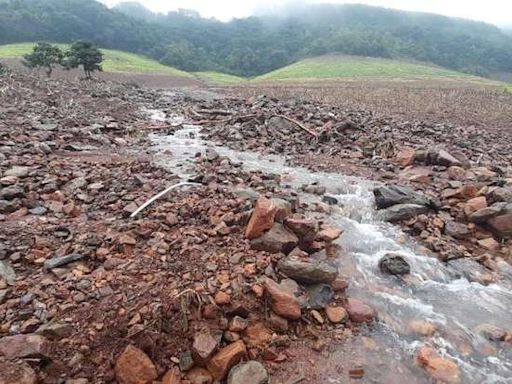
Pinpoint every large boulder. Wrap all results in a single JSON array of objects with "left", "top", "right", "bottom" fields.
[
  {"left": 250, "top": 223, "right": 298, "bottom": 254},
  {"left": 278, "top": 256, "right": 338, "bottom": 284},
  {"left": 373, "top": 185, "right": 434, "bottom": 210}
]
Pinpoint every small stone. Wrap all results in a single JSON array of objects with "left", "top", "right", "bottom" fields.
[
  {"left": 119, "top": 234, "right": 136, "bottom": 246},
  {"left": 278, "top": 256, "right": 338, "bottom": 284},
  {"left": 396, "top": 147, "right": 416, "bottom": 167},
  {"left": 162, "top": 368, "right": 181, "bottom": 384},
  {"left": 268, "top": 312, "right": 289, "bottom": 333},
  {"left": 115, "top": 345, "right": 157, "bottom": 384},
  {"left": 186, "top": 367, "right": 213, "bottom": 384},
  {"left": 464, "top": 197, "right": 487, "bottom": 217},
  {"left": 227, "top": 361, "right": 269, "bottom": 384},
  {"left": 306, "top": 284, "right": 333, "bottom": 309},
  {"left": 206, "top": 340, "right": 247, "bottom": 380},
  {"left": 264, "top": 278, "right": 301, "bottom": 320},
  {"left": 250, "top": 223, "right": 298, "bottom": 254},
  {"left": 349, "top": 366, "right": 365, "bottom": 379},
  {"left": 229, "top": 316, "right": 248, "bottom": 332},
  {"left": 311, "top": 310, "right": 324, "bottom": 324},
  {"left": 408, "top": 321, "right": 436, "bottom": 337},
  {"left": 179, "top": 350, "right": 195, "bottom": 372},
  {"left": 35, "top": 322, "right": 73, "bottom": 340},
  {"left": 5, "top": 166, "right": 30, "bottom": 178},
  {"left": 243, "top": 323, "right": 272, "bottom": 348},
  {"left": 317, "top": 227, "right": 343, "bottom": 242},
  {"left": 284, "top": 217, "right": 319, "bottom": 244},
  {"left": 325, "top": 306, "right": 348, "bottom": 324},
  {"left": 378, "top": 253, "right": 410, "bottom": 275},
  {"left": 192, "top": 330, "right": 220, "bottom": 365},
  {"left": 478, "top": 238, "right": 500, "bottom": 251},
  {"left": 416, "top": 346, "right": 461, "bottom": 384},
  {"left": 214, "top": 291, "right": 231, "bottom": 305},
  {"left": 345, "top": 298, "right": 375, "bottom": 323}
]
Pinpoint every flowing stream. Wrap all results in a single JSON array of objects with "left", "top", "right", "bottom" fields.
[{"left": 147, "top": 109, "right": 512, "bottom": 383}]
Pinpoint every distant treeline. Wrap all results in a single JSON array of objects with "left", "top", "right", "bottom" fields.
[{"left": 1, "top": 0, "right": 512, "bottom": 77}]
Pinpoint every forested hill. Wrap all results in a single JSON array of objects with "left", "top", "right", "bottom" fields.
[{"left": 1, "top": 0, "right": 512, "bottom": 78}]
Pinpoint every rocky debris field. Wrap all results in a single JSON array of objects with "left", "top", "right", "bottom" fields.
[{"left": 1, "top": 67, "right": 511, "bottom": 384}]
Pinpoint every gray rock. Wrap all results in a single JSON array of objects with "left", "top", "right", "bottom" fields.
[
  {"left": 228, "top": 361, "right": 269, "bottom": 384},
  {"left": 381, "top": 204, "right": 428, "bottom": 222},
  {"left": 0, "top": 289, "right": 7, "bottom": 304},
  {"left": 0, "top": 186, "right": 25, "bottom": 200},
  {"left": 444, "top": 221, "right": 470, "bottom": 239},
  {"left": 44, "top": 254, "right": 84, "bottom": 270},
  {"left": 5, "top": 166, "right": 30, "bottom": 178},
  {"left": 32, "top": 121, "right": 58, "bottom": 131},
  {"left": 35, "top": 322, "right": 73, "bottom": 340},
  {"left": 0, "top": 200, "right": 17, "bottom": 213},
  {"left": 29, "top": 206, "right": 47, "bottom": 216},
  {"left": 373, "top": 185, "right": 433, "bottom": 209},
  {"left": 0, "top": 260, "right": 16, "bottom": 284},
  {"left": 468, "top": 203, "right": 508, "bottom": 223},
  {"left": 306, "top": 284, "right": 333, "bottom": 309},
  {"left": 278, "top": 256, "right": 338, "bottom": 284},
  {"left": 428, "top": 148, "right": 461, "bottom": 167},
  {"left": 179, "top": 350, "right": 194, "bottom": 372},
  {"left": 448, "top": 258, "right": 491, "bottom": 283},
  {"left": 37, "top": 142, "right": 52, "bottom": 154},
  {"left": 250, "top": 223, "right": 298, "bottom": 254},
  {"left": 379, "top": 254, "right": 411, "bottom": 275}
]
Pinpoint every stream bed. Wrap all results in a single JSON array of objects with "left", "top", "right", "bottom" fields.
[{"left": 148, "top": 110, "right": 512, "bottom": 383}]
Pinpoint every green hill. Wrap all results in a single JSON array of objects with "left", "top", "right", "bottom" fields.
[
  {"left": 0, "top": 43, "right": 191, "bottom": 77},
  {"left": 194, "top": 72, "right": 246, "bottom": 85},
  {"left": 254, "top": 56, "right": 491, "bottom": 82}
]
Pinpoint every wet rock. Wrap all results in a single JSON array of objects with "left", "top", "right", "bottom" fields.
[
  {"left": 0, "top": 260, "right": 16, "bottom": 284},
  {"left": 278, "top": 256, "right": 338, "bottom": 284},
  {"left": 284, "top": 217, "right": 319, "bottom": 244},
  {"left": 302, "top": 184, "right": 326, "bottom": 195},
  {"left": 0, "top": 334, "right": 50, "bottom": 359},
  {"left": 227, "top": 361, "right": 268, "bottom": 384},
  {"left": 444, "top": 221, "right": 470, "bottom": 239},
  {"left": 325, "top": 306, "right": 348, "bottom": 324},
  {"left": 381, "top": 204, "right": 429, "bottom": 222},
  {"left": 264, "top": 278, "right": 301, "bottom": 320},
  {"left": 206, "top": 340, "right": 247, "bottom": 380},
  {"left": 0, "top": 358, "right": 37, "bottom": 384},
  {"left": 192, "top": 330, "right": 220, "bottom": 366},
  {"left": 187, "top": 367, "right": 213, "bottom": 384},
  {"left": 44, "top": 253, "right": 84, "bottom": 270},
  {"left": 416, "top": 346, "right": 461, "bottom": 384},
  {"left": 317, "top": 227, "right": 343, "bottom": 242},
  {"left": 306, "top": 284, "right": 333, "bottom": 309},
  {"left": 322, "top": 195, "right": 338, "bottom": 205},
  {"left": 448, "top": 258, "right": 493, "bottom": 284},
  {"left": 115, "top": 345, "right": 157, "bottom": 384},
  {"left": 373, "top": 185, "right": 433, "bottom": 209},
  {"left": 378, "top": 253, "right": 410, "bottom": 275},
  {"left": 0, "top": 186, "right": 25, "bottom": 200},
  {"left": 250, "top": 223, "right": 298, "bottom": 254},
  {"left": 408, "top": 321, "right": 436, "bottom": 337},
  {"left": 345, "top": 298, "right": 375, "bottom": 323},
  {"left": 475, "top": 324, "right": 507, "bottom": 342},
  {"left": 245, "top": 197, "right": 277, "bottom": 239}
]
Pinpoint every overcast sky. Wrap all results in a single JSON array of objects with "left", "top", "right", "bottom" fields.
[{"left": 100, "top": 0, "right": 512, "bottom": 26}]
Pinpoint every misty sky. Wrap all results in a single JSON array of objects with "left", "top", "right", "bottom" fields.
[{"left": 100, "top": 0, "right": 512, "bottom": 26}]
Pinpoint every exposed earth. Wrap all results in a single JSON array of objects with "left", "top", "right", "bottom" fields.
[{"left": 1, "top": 64, "right": 512, "bottom": 384}]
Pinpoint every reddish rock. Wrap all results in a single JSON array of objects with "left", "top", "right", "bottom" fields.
[
  {"left": 478, "top": 237, "right": 500, "bottom": 251},
  {"left": 284, "top": 217, "right": 319, "bottom": 243},
  {"left": 162, "top": 368, "right": 181, "bottom": 384},
  {"left": 325, "top": 306, "right": 348, "bottom": 324},
  {"left": 186, "top": 367, "right": 213, "bottom": 384},
  {"left": 400, "top": 166, "right": 432, "bottom": 184},
  {"left": 245, "top": 197, "right": 277, "bottom": 239},
  {"left": 447, "top": 166, "right": 467, "bottom": 181},
  {"left": 214, "top": 291, "right": 231, "bottom": 305},
  {"left": 192, "top": 330, "right": 220, "bottom": 365},
  {"left": 242, "top": 323, "right": 272, "bottom": 348},
  {"left": 317, "top": 227, "right": 343, "bottom": 242},
  {"left": 408, "top": 321, "right": 436, "bottom": 337},
  {"left": 464, "top": 196, "right": 487, "bottom": 217},
  {"left": 0, "top": 358, "right": 37, "bottom": 384},
  {"left": 416, "top": 346, "right": 461, "bottom": 384},
  {"left": 207, "top": 340, "right": 247, "bottom": 380},
  {"left": 345, "top": 298, "right": 375, "bottom": 323},
  {"left": 488, "top": 214, "right": 512, "bottom": 238},
  {"left": 271, "top": 198, "right": 293, "bottom": 221},
  {"left": 263, "top": 278, "right": 301, "bottom": 320},
  {"left": 0, "top": 334, "right": 49, "bottom": 359},
  {"left": 396, "top": 147, "right": 416, "bottom": 167},
  {"left": 114, "top": 345, "right": 157, "bottom": 384}
]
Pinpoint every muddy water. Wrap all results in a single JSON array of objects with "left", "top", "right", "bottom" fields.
[{"left": 148, "top": 115, "right": 512, "bottom": 383}]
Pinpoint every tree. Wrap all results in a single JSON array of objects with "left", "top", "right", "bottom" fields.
[
  {"left": 64, "top": 41, "right": 103, "bottom": 79},
  {"left": 22, "top": 42, "right": 63, "bottom": 77}
]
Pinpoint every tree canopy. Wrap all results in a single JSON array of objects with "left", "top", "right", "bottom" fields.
[
  {"left": 22, "top": 42, "right": 63, "bottom": 77},
  {"left": 64, "top": 41, "right": 103, "bottom": 79},
  {"left": 1, "top": 0, "right": 512, "bottom": 77}
]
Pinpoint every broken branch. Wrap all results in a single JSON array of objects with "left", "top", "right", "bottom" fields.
[{"left": 273, "top": 114, "right": 318, "bottom": 137}]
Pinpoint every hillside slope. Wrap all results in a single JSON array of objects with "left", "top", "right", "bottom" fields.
[{"left": 0, "top": 0, "right": 511, "bottom": 77}]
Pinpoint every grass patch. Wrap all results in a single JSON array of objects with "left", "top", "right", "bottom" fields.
[
  {"left": 0, "top": 43, "right": 191, "bottom": 77},
  {"left": 194, "top": 71, "right": 246, "bottom": 85},
  {"left": 255, "top": 55, "right": 476, "bottom": 81}
]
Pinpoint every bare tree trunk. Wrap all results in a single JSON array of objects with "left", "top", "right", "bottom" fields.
[{"left": 46, "top": 66, "right": 52, "bottom": 78}]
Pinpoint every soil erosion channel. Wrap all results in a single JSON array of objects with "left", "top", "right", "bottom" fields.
[{"left": 147, "top": 93, "right": 512, "bottom": 383}]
